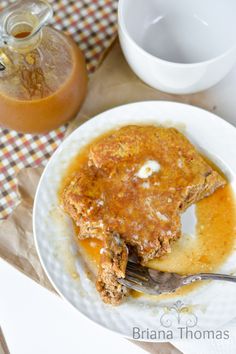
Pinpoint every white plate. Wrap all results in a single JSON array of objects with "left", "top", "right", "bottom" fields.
[{"left": 33, "top": 101, "right": 236, "bottom": 341}]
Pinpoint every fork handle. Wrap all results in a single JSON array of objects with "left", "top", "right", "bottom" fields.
[{"left": 182, "top": 273, "right": 236, "bottom": 285}]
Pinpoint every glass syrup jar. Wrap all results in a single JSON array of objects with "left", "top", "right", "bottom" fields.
[{"left": 0, "top": 0, "right": 88, "bottom": 133}]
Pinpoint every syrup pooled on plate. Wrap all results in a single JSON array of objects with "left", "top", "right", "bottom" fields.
[
  {"left": 75, "top": 184, "right": 236, "bottom": 298},
  {"left": 60, "top": 129, "right": 236, "bottom": 299}
]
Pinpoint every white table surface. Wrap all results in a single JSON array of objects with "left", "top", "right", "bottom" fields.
[{"left": 0, "top": 259, "right": 147, "bottom": 354}]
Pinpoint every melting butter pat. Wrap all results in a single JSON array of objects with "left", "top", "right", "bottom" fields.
[{"left": 136, "top": 160, "right": 161, "bottom": 179}]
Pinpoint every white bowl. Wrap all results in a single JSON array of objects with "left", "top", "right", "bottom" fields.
[{"left": 118, "top": 0, "right": 236, "bottom": 94}]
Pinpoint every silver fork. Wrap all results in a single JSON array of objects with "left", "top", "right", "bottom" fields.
[{"left": 118, "top": 261, "right": 236, "bottom": 295}]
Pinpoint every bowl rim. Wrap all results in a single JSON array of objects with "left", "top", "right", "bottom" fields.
[{"left": 118, "top": 0, "right": 236, "bottom": 68}]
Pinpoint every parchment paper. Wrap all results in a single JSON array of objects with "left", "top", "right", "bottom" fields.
[{"left": 3, "top": 39, "right": 220, "bottom": 353}]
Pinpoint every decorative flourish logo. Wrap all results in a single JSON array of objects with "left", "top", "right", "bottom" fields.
[
  {"left": 132, "top": 300, "right": 230, "bottom": 340},
  {"left": 160, "top": 300, "right": 198, "bottom": 328}
]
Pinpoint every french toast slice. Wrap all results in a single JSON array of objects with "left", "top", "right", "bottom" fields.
[
  {"left": 96, "top": 232, "right": 129, "bottom": 305},
  {"left": 61, "top": 125, "right": 226, "bottom": 304}
]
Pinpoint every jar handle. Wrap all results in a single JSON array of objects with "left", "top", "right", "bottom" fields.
[
  {"left": 0, "top": 62, "right": 5, "bottom": 71},
  {"left": 0, "top": 51, "right": 10, "bottom": 71}
]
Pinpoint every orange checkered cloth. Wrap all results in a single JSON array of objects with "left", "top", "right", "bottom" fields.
[{"left": 0, "top": 0, "right": 117, "bottom": 219}]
